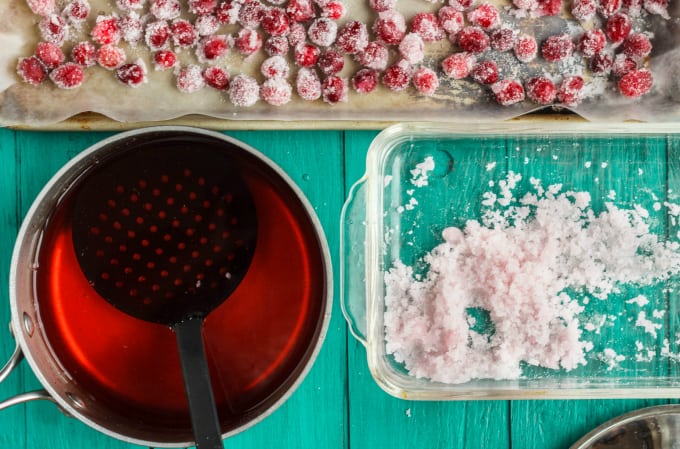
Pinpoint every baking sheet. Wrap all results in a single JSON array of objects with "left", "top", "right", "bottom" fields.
[{"left": 0, "top": 0, "right": 679, "bottom": 127}]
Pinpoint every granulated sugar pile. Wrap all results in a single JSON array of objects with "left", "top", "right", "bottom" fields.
[{"left": 384, "top": 171, "right": 680, "bottom": 384}]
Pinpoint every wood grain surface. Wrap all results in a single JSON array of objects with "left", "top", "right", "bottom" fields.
[{"left": 0, "top": 128, "right": 678, "bottom": 449}]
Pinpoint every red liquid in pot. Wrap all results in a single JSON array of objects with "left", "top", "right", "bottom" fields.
[{"left": 33, "top": 148, "right": 327, "bottom": 442}]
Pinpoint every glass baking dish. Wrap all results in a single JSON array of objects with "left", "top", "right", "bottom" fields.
[{"left": 342, "top": 122, "right": 680, "bottom": 400}]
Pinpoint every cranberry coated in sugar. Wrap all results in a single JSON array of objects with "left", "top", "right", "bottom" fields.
[
  {"left": 177, "top": 65, "right": 205, "bottom": 92},
  {"left": 605, "top": 12, "right": 632, "bottom": 43},
  {"left": 491, "top": 79, "right": 525, "bottom": 105},
  {"left": 466, "top": 3, "right": 500, "bottom": 30},
  {"left": 556, "top": 75, "right": 584, "bottom": 106},
  {"left": 541, "top": 34, "right": 574, "bottom": 62},
  {"left": 229, "top": 74, "right": 260, "bottom": 106},
  {"left": 171, "top": 19, "right": 199, "bottom": 48},
  {"left": 308, "top": 17, "right": 338, "bottom": 47},
  {"left": 35, "top": 41, "right": 64, "bottom": 69},
  {"left": 577, "top": 29, "right": 606, "bottom": 57},
  {"left": 63, "top": 0, "right": 90, "bottom": 23},
  {"left": 188, "top": 0, "right": 217, "bottom": 15},
  {"left": 17, "top": 56, "right": 47, "bottom": 85},
  {"left": 116, "top": 61, "right": 147, "bottom": 87},
  {"left": 382, "top": 60, "right": 411, "bottom": 91},
  {"left": 203, "top": 65, "right": 229, "bottom": 89},
  {"left": 197, "top": 35, "right": 230, "bottom": 61},
  {"left": 412, "top": 67, "right": 439, "bottom": 95},
  {"left": 145, "top": 21, "right": 171, "bottom": 51},
  {"left": 623, "top": 33, "right": 652, "bottom": 59},
  {"left": 262, "top": 7, "right": 290, "bottom": 36},
  {"left": 150, "top": 0, "right": 181, "bottom": 20},
  {"left": 321, "top": 1, "right": 345, "bottom": 19},
  {"left": 470, "top": 60, "right": 498, "bottom": 84},
  {"left": 264, "top": 36, "right": 289, "bottom": 55},
  {"left": 318, "top": 49, "right": 344, "bottom": 75},
  {"left": 39, "top": 14, "right": 69, "bottom": 46},
  {"left": 571, "top": 0, "right": 597, "bottom": 20},
  {"left": 525, "top": 76, "right": 556, "bottom": 104},
  {"left": 441, "top": 51, "right": 476, "bottom": 79},
  {"left": 336, "top": 20, "right": 369, "bottom": 54},
  {"left": 71, "top": 41, "right": 96, "bottom": 66},
  {"left": 490, "top": 28, "right": 515, "bottom": 51},
  {"left": 295, "top": 43, "right": 321, "bottom": 67},
  {"left": 321, "top": 75, "right": 348, "bottom": 103},
  {"left": 286, "top": 0, "right": 314, "bottom": 22},
  {"left": 296, "top": 67, "right": 322, "bottom": 100},
  {"left": 351, "top": 68, "right": 379, "bottom": 93},
  {"left": 356, "top": 41, "right": 389, "bottom": 70},
  {"left": 96, "top": 44, "right": 126, "bottom": 69},
  {"left": 457, "top": 27, "right": 490, "bottom": 54},
  {"left": 50, "top": 62, "right": 85, "bottom": 89},
  {"left": 438, "top": 7, "right": 464, "bottom": 36},
  {"left": 514, "top": 34, "right": 537, "bottom": 62},
  {"left": 261, "top": 55, "right": 290, "bottom": 78},
  {"left": 410, "top": 12, "right": 445, "bottom": 42},
  {"left": 261, "top": 78, "right": 293, "bottom": 105},
  {"left": 238, "top": 0, "right": 265, "bottom": 27},
  {"left": 618, "top": 68, "right": 653, "bottom": 97},
  {"left": 235, "top": 28, "right": 263, "bottom": 55},
  {"left": 590, "top": 52, "right": 613, "bottom": 75},
  {"left": 153, "top": 49, "right": 178, "bottom": 69},
  {"left": 373, "top": 10, "right": 407, "bottom": 45}
]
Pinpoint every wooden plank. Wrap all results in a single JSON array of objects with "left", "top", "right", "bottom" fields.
[
  {"left": 344, "top": 130, "right": 510, "bottom": 449},
  {"left": 218, "top": 131, "right": 348, "bottom": 449},
  {"left": 0, "top": 128, "right": 26, "bottom": 449}
]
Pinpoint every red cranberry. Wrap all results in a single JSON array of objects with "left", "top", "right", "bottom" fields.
[
  {"left": 35, "top": 41, "right": 64, "bottom": 69},
  {"left": 153, "top": 49, "right": 177, "bottom": 70},
  {"left": 145, "top": 21, "right": 171, "bottom": 51},
  {"left": 264, "top": 36, "right": 290, "bottom": 55},
  {"left": 16, "top": 57, "right": 47, "bottom": 86},
  {"left": 50, "top": 62, "right": 84, "bottom": 89},
  {"left": 197, "top": 35, "right": 230, "bottom": 61},
  {"left": 412, "top": 67, "right": 439, "bottom": 95},
  {"left": 318, "top": 49, "right": 344, "bottom": 75},
  {"left": 203, "top": 65, "right": 229, "bottom": 89},
  {"left": 150, "top": 0, "right": 181, "bottom": 20},
  {"left": 467, "top": 3, "right": 500, "bottom": 30},
  {"left": 308, "top": 17, "right": 338, "bottom": 47},
  {"left": 449, "top": 0, "right": 473, "bottom": 11},
  {"left": 321, "top": 75, "right": 348, "bottom": 103},
  {"left": 457, "top": 26, "right": 490, "bottom": 53},
  {"left": 296, "top": 67, "right": 322, "bottom": 100},
  {"left": 355, "top": 41, "right": 388, "bottom": 70},
  {"left": 611, "top": 53, "right": 637, "bottom": 76},
  {"left": 605, "top": 12, "right": 631, "bottom": 43},
  {"left": 336, "top": 20, "right": 369, "bottom": 54},
  {"left": 643, "top": 0, "right": 669, "bottom": 17},
  {"left": 235, "top": 28, "right": 263, "bottom": 55},
  {"left": 63, "top": 0, "right": 90, "bottom": 23},
  {"left": 116, "top": 0, "right": 144, "bottom": 10},
  {"left": 514, "top": 34, "right": 537, "bottom": 62},
  {"left": 441, "top": 51, "right": 476, "bottom": 79},
  {"left": 399, "top": 33, "right": 425, "bottom": 64},
  {"left": 286, "top": 0, "right": 314, "bottom": 22},
  {"left": 571, "top": 0, "right": 597, "bottom": 20},
  {"left": 438, "top": 7, "right": 464, "bottom": 36},
  {"left": 490, "top": 28, "right": 515, "bottom": 51},
  {"left": 120, "top": 13, "right": 144, "bottom": 43},
  {"left": 541, "top": 34, "right": 574, "bottom": 62},
  {"left": 491, "top": 79, "right": 525, "bottom": 105},
  {"left": 411, "top": 12, "right": 445, "bottom": 42},
  {"left": 171, "top": 19, "right": 198, "bottom": 48},
  {"left": 321, "top": 1, "right": 344, "bottom": 19},
  {"left": 195, "top": 15, "right": 220, "bottom": 36},
  {"left": 525, "top": 76, "right": 556, "bottom": 104},
  {"left": 382, "top": 60, "right": 411, "bottom": 91},
  {"left": 599, "top": 0, "right": 621, "bottom": 16},
  {"left": 373, "top": 10, "right": 406, "bottom": 45},
  {"left": 351, "top": 68, "right": 379, "bottom": 93},
  {"left": 556, "top": 75, "right": 584, "bottom": 106},
  {"left": 261, "top": 55, "right": 290, "bottom": 78},
  {"left": 116, "top": 61, "right": 147, "bottom": 87},
  {"left": 295, "top": 43, "right": 320, "bottom": 67},
  {"left": 536, "top": 0, "right": 562, "bottom": 16},
  {"left": 262, "top": 7, "right": 290, "bottom": 36},
  {"left": 623, "top": 33, "right": 652, "bottom": 59},
  {"left": 39, "top": 14, "right": 69, "bottom": 46},
  {"left": 577, "top": 29, "right": 605, "bottom": 57},
  {"left": 238, "top": 0, "right": 265, "bottom": 27},
  {"left": 216, "top": 0, "right": 240, "bottom": 24},
  {"left": 470, "top": 60, "right": 498, "bottom": 84},
  {"left": 618, "top": 69, "right": 653, "bottom": 97},
  {"left": 229, "top": 74, "right": 259, "bottom": 106},
  {"left": 96, "top": 44, "right": 126, "bottom": 69},
  {"left": 261, "top": 78, "right": 292, "bottom": 105},
  {"left": 176, "top": 65, "right": 205, "bottom": 93},
  {"left": 590, "top": 52, "right": 613, "bottom": 75},
  {"left": 71, "top": 41, "right": 97, "bottom": 67},
  {"left": 368, "top": 0, "right": 395, "bottom": 12},
  {"left": 188, "top": 0, "right": 217, "bottom": 15}
]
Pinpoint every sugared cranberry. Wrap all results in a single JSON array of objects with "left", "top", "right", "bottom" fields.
[
  {"left": 643, "top": 0, "right": 669, "bottom": 17},
  {"left": 288, "top": 22, "right": 307, "bottom": 47},
  {"left": 556, "top": 75, "right": 584, "bottom": 106},
  {"left": 91, "top": 15, "right": 121, "bottom": 45},
  {"left": 355, "top": 41, "right": 388, "bottom": 70},
  {"left": 623, "top": 0, "right": 642, "bottom": 14},
  {"left": 336, "top": 20, "right": 369, "bottom": 54},
  {"left": 318, "top": 49, "right": 344, "bottom": 75},
  {"left": 17, "top": 57, "right": 47, "bottom": 85},
  {"left": 308, "top": 17, "right": 338, "bottom": 47},
  {"left": 116, "top": 0, "right": 143, "bottom": 10},
  {"left": 514, "top": 34, "right": 537, "bottom": 62},
  {"left": 470, "top": 60, "right": 498, "bottom": 84},
  {"left": 26, "top": 0, "right": 55, "bottom": 16},
  {"left": 536, "top": 0, "right": 562, "bottom": 16},
  {"left": 35, "top": 41, "right": 64, "bottom": 69},
  {"left": 295, "top": 43, "right": 320, "bottom": 67},
  {"left": 150, "top": 0, "right": 181, "bottom": 20},
  {"left": 235, "top": 28, "right": 263, "bottom": 55},
  {"left": 449, "top": 0, "right": 473, "bottom": 11},
  {"left": 457, "top": 26, "right": 490, "bottom": 53},
  {"left": 623, "top": 33, "right": 652, "bottom": 59},
  {"left": 491, "top": 79, "right": 525, "bottom": 105},
  {"left": 96, "top": 44, "right": 126, "bottom": 69},
  {"left": 188, "top": 0, "right": 217, "bottom": 15},
  {"left": 238, "top": 0, "right": 265, "bottom": 27},
  {"left": 513, "top": 0, "right": 539, "bottom": 11},
  {"left": 368, "top": 0, "right": 395, "bottom": 12},
  {"left": 525, "top": 76, "right": 556, "bottom": 104},
  {"left": 145, "top": 21, "right": 171, "bottom": 51},
  {"left": 39, "top": 14, "right": 69, "bottom": 46},
  {"left": 50, "top": 62, "right": 84, "bottom": 89},
  {"left": 262, "top": 7, "right": 290, "bottom": 36},
  {"left": 195, "top": 14, "right": 220, "bottom": 35},
  {"left": 71, "top": 41, "right": 97, "bottom": 66},
  {"left": 611, "top": 53, "right": 637, "bottom": 76},
  {"left": 203, "top": 65, "right": 230, "bottom": 89},
  {"left": 599, "top": 0, "right": 621, "bottom": 16},
  {"left": 321, "top": 1, "right": 345, "bottom": 19},
  {"left": 438, "top": 7, "right": 464, "bottom": 36},
  {"left": 197, "top": 35, "right": 230, "bottom": 62},
  {"left": 441, "top": 51, "right": 476, "bottom": 79},
  {"left": 351, "top": 68, "right": 378, "bottom": 93},
  {"left": 382, "top": 60, "right": 411, "bottom": 91},
  {"left": 116, "top": 61, "right": 147, "bottom": 87},
  {"left": 541, "top": 34, "right": 574, "bottom": 62},
  {"left": 399, "top": 33, "right": 425, "bottom": 64},
  {"left": 171, "top": 19, "right": 199, "bottom": 48},
  {"left": 176, "top": 65, "right": 205, "bottom": 93},
  {"left": 286, "top": 0, "right": 314, "bottom": 22},
  {"left": 261, "top": 55, "right": 290, "bottom": 78},
  {"left": 261, "top": 78, "right": 292, "bottom": 105},
  {"left": 264, "top": 35, "right": 289, "bottom": 55},
  {"left": 321, "top": 75, "right": 348, "bottom": 103},
  {"left": 153, "top": 50, "right": 177, "bottom": 70},
  {"left": 577, "top": 29, "right": 605, "bottom": 57},
  {"left": 373, "top": 10, "right": 407, "bottom": 45},
  {"left": 216, "top": 0, "right": 240, "bottom": 24},
  {"left": 490, "top": 28, "right": 515, "bottom": 51},
  {"left": 411, "top": 12, "right": 445, "bottom": 42},
  {"left": 296, "top": 67, "right": 322, "bottom": 100},
  {"left": 605, "top": 13, "right": 631, "bottom": 43},
  {"left": 618, "top": 68, "right": 652, "bottom": 97},
  {"left": 467, "top": 3, "right": 500, "bottom": 30},
  {"left": 412, "top": 67, "right": 439, "bottom": 95},
  {"left": 63, "top": 0, "right": 90, "bottom": 23},
  {"left": 119, "top": 13, "right": 144, "bottom": 43},
  {"left": 590, "top": 52, "right": 613, "bottom": 75},
  {"left": 571, "top": 0, "right": 597, "bottom": 20}
]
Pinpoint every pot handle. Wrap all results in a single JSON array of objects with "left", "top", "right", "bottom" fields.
[
  {"left": 0, "top": 335, "right": 54, "bottom": 411},
  {"left": 340, "top": 177, "right": 368, "bottom": 346}
]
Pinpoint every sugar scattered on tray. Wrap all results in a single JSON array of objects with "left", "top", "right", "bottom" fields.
[{"left": 384, "top": 170, "right": 680, "bottom": 384}]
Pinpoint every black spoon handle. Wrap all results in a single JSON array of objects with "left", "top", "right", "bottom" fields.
[{"left": 174, "top": 317, "right": 224, "bottom": 449}]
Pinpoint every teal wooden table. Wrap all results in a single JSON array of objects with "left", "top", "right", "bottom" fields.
[{"left": 0, "top": 128, "right": 670, "bottom": 449}]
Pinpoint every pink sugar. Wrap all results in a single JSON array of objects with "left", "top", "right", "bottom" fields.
[{"left": 384, "top": 173, "right": 680, "bottom": 384}]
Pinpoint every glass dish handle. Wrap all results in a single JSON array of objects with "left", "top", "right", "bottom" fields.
[{"left": 340, "top": 177, "right": 368, "bottom": 346}]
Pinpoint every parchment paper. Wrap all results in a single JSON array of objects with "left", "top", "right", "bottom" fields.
[{"left": 0, "top": 0, "right": 678, "bottom": 127}]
